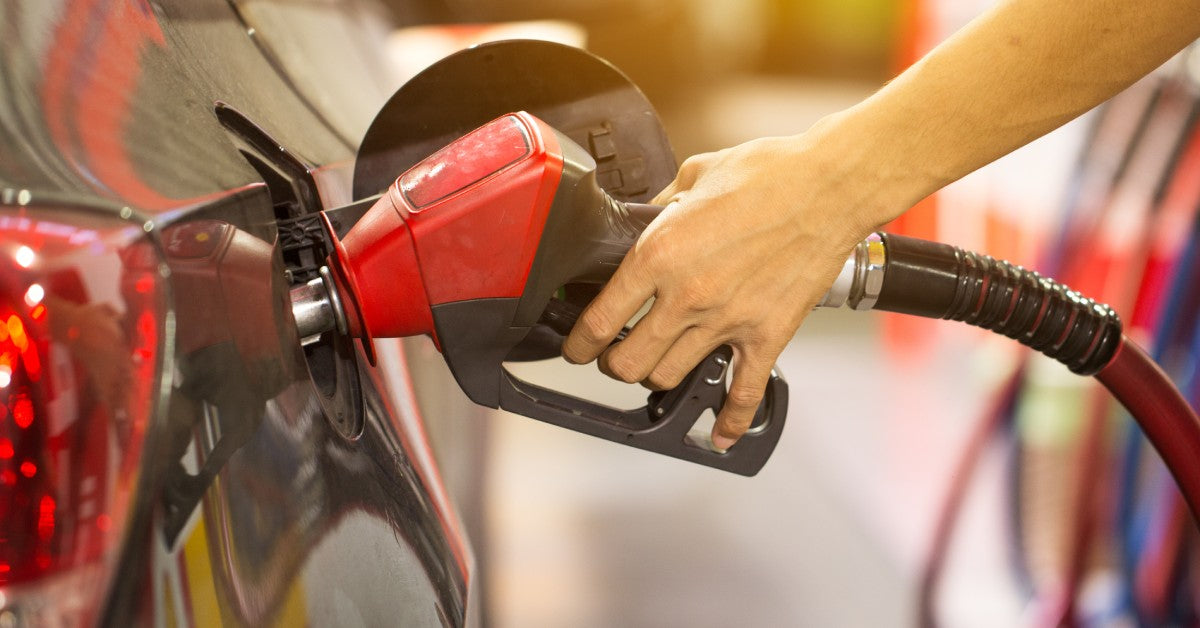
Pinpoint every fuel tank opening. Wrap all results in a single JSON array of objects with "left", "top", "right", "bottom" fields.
[
  {"left": 218, "top": 102, "right": 365, "bottom": 442},
  {"left": 291, "top": 266, "right": 348, "bottom": 344}
]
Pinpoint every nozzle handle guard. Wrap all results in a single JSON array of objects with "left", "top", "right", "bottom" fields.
[{"left": 503, "top": 345, "right": 788, "bottom": 475}]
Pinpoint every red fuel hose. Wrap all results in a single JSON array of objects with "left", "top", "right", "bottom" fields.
[
  {"left": 917, "top": 361, "right": 1026, "bottom": 627},
  {"left": 1096, "top": 337, "right": 1200, "bottom": 521}
]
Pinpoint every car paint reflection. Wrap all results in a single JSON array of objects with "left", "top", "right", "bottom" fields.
[
  {"left": 152, "top": 217, "right": 468, "bottom": 625},
  {"left": 0, "top": 0, "right": 479, "bottom": 622},
  {"left": 0, "top": 203, "right": 164, "bottom": 623}
]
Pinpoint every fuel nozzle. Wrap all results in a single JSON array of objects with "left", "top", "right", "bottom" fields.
[{"left": 287, "top": 111, "right": 787, "bottom": 475}]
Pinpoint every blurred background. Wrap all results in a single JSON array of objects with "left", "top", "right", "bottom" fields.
[{"left": 376, "top": 1, "right": 1200, "bottom": 625}]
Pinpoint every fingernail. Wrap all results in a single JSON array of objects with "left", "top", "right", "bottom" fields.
[{"left": 711, "top": 434, "right": 736, "bottom": 452}]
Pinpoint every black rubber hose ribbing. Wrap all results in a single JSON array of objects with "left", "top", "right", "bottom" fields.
[{"left": 875, "top": 233, "right": 1122, "bottom": 375}]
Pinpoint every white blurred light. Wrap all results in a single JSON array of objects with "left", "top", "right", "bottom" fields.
[
  {"left": 14, "top": 245, "right": 34, "bottom": 268},
  {"left": 24, "top": 283, "right": 44, "bottom": 307},
  {"left": 1188, "top": 45, "right": 1200, "bottom": 87},
  {"left": 0, "top": 365, "right": 11, "bottom": 389}
]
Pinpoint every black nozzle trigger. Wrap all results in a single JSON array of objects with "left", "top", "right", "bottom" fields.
[
  {"left": 498, "top": 300, "right": 787, "bottom": 475},
  {"left": 497, "top": 344, "right": 786, "bottom": 476}
]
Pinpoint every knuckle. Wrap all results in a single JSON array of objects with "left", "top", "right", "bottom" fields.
[
  {"left": 605, "top": 354, "right": 644, "bottom": 384},
  {"left": 676, "top": 153, "right": 716, "bottom": 182},
  {"left": 717, "top": 412, "right": 754, "bottom": 438},
  {"left": 676, "top": 279, "right": 718, "bottom": 311},
  {"left": 634, "top": 234, "right": 672, "bottom": 270},
  {"left": 578, "top": 309, "right": 616, "bottom": 343},
  {"left": 647, "top": 367, "right": 684, "bottom": 391},
  {"left": 717, "top": 304, "right": 754, "bottom": 329},
  {"left": 727, "top": 383, "right": 764, "bottom": 410},
  {"left": 678, "top": 154, "right": 706, "bottom": 173}
]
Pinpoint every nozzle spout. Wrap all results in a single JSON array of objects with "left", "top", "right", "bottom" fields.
[{"left": 290, "top": 266, "right": 348, "bottom": 344}]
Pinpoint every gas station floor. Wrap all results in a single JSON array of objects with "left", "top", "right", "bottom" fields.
[{"left": 487, "top": 312, "right": 1026, "bottom": 627}]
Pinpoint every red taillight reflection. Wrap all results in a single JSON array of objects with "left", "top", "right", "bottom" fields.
[
  {"left": 0, "top": 206, "right": 165, "bottom": 623},
  {"left": 19, "top": 460, "right": 37, "bottom": 479},
  {"left": 12, "top": 392, "right": 33, "bottom": 429},
  {"left": 7, "top": 315, "right": 28, "bottom": 351},
  {"left": 134, "top": 275, "right": 153, "bottom": 294},
  {"left": 37, "top": 495, "right": 55, "bottom": 540}
]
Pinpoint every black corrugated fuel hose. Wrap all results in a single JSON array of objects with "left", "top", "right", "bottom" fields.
[{"left": 824, "top": 232, "right": 1200, "bottom": 524}]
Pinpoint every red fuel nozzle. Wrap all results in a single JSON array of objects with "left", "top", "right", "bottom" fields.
[
  {"left": 325, "top": 112, "right": 566, "bottom": 359},
  {"left": 303, "top": 111, "right": 788, "bottom": 476}
]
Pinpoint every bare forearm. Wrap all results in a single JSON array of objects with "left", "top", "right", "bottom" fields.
[{"left": 825, "top": 0, "right": 1200, "bottom": 223}]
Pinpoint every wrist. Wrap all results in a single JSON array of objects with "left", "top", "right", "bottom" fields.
[{"left": 801, "top": 104, "right": 947, "bottom": 230}]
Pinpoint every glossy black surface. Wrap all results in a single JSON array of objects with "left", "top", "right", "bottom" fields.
[
  {"left": 0, "top": 1, "right": 478, "bottom": 625},
  {"left": 354, "top": 39, "right": 677, "bottom": 202}
]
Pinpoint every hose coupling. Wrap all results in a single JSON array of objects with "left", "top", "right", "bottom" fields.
[{"left": 818, "top": 233, "right": 886, "bottom": 310}]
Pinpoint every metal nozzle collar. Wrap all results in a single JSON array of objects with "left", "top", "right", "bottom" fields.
[
  {"left": 817, "top": 233, "right": 886, "bottom": 311},
  {"left": 291, "top": 266, "right": 349, "bottom": 344}
]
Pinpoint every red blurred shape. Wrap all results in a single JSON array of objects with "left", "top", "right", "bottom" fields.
[
  {"left": 19, "top": 460, "right": 37, "bottom": 478},
  {"left": 30, "top": 304, "right": 46, "bottom": 321},
  {"left": 22, "top": 349, "right": 40, "bottom": 382},
  {"left": 37, "top": 495, "right": 55, "bottom": 540},
  {"left": 0, "top": 564, "right": 9, "bottom": 574},
  {"left": 0, "top": 470, "right": 14, "bottom": 485},
  {"left": 96, "top": 513, "right": 112, "bottom": 532},
  {"left": 12, "top": 393, "right": 34, "bottom": 428},
  {"left": 134, "top": 275, "right": 154, "bottom": 294},
  {"left": 7, "top": 315, "right": 28, "bottom": 352},
  {"left": 163, "top": 220, "right": 228, "bottom": 259},
  {"left": 0, "top": 439, "right": 12, "bottom": 459},
  {"left": 136, "top": 310, "right": 154, "bottom": 343}
]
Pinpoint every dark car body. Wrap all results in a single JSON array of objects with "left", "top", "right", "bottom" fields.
[{"left": 0, "top": 1, "right": 486, "bottom": 625}]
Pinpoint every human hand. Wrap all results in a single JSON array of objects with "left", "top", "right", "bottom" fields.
[
  {"left": 563, "top": 120, "right": 901, "bottom": 450},
  {"left": 48, "top": 297, "right": 133, "bottom": 410}
]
